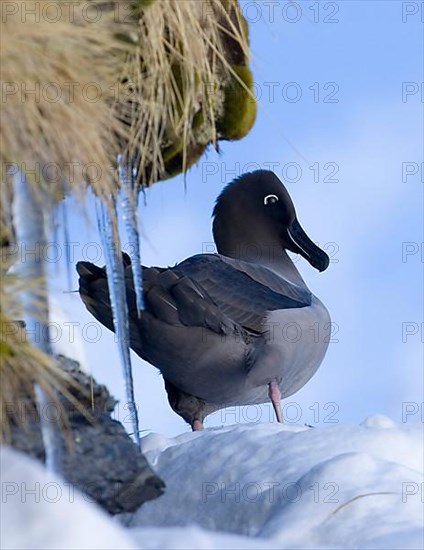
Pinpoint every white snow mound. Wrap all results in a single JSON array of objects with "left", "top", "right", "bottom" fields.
[{"left": 128, "top": 417, "right": 423, "bottom": 549}]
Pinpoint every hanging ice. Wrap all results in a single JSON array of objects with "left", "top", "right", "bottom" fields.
[
  {"left": 96, "top": 198, "right": 141, "bottom": 448},
  {"left": 61, "top": 199, "right": 73, "bottom": 292},
  {"left": 118, "top": 156, "right": 144, "bottom": 316},
  {"left": 11, "top": 169, "right": 61, "bottom": 472}
]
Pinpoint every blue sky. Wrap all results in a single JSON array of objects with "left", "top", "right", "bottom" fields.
[{"left": 51, "top": 1, "right": 423, "bottom": 436}]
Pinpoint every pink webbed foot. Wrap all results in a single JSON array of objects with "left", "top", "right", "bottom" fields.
[
  {"left": 268, "top": 380, "right": 283, "bottom": 423},
  {"left": 192, "top": 419, "right": 204, "bottom": 431}
]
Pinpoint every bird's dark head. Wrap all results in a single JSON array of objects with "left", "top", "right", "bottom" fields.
[{"left": 212, "top": 170, "right": 329, "bottom": 272}]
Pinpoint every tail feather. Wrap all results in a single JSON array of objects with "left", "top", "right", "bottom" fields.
[{"left": 76, "top": 258, "right": 145, "bottom": 358}]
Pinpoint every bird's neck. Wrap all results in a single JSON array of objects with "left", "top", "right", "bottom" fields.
[
  {"left": 218, "top": 238, "right": 308, "bottom": 288},
  {"left": 266, "top": 250, "right": 308, "bottom": 288}
]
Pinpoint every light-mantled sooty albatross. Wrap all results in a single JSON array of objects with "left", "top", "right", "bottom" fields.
[{"left": 77, "top": 170, "right": 331, "bottom": 431}]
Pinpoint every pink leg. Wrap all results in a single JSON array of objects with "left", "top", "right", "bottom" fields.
[
  {"left": 192, "top": 419, "right": 204, "bottom": 431},
  {"left": 268, "top": 381, "right": 283, "bottom": 423}
]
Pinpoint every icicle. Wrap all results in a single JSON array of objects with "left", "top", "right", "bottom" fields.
[
  {"left": 118, "top": 156, "right": 144, "bottom": 316},
  {"left": 96, "top": 197, "right": 141, "bottom": 448},
  {"left": 61, "top": 199, "right": 73, "bottom": 291},
  {"left": 11, "top": 170, "right": 61, "bottom": 473}
]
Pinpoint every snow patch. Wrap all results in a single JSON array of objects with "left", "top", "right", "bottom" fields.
[
  {"left": 360, "top": 414, "right": 398, "bottom": 429},
  {"left": 0, "top": 447, "right": 137, "bottom": 550},
  {"left": 130, "top": 420, "right": 423, "bottom": 549}
]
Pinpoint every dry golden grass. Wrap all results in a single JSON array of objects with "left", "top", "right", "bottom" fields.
[
  {"left": 0, "top": 244, "right": 102, "bottom": 443},
  {"left": 122, "top": 0, "right": 252, "bottom": 184},
  {"left": 0, "top": 269, "right": 89, "bottom": 444},
  {"left": 0, "top": 1, "right": 134, "bottom": 201}
]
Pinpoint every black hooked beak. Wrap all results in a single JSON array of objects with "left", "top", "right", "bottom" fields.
[{"left": 286, "top": 219, "right": 330, "bottom": 272}]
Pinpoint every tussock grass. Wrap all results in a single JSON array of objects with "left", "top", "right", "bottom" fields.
[
  {"left": 0, "top": 1, "right": 133, "bottom": 201},
  {"left": 118, "top": 0, "right": 252, "bottom": 184},
  {"left": 0, "top": 255, "right": 95, "bottom": 443},
  {"left": 1, "top": 0, "right": 252, "bottom": 194}
]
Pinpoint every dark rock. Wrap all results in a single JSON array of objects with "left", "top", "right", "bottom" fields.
[{"left": 8, "top": 355, "right": 165, "bottom": 514}]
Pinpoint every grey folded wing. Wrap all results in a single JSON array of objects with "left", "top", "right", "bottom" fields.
[{"left": 174, "top": 254, "right": 311, "bottom": 334}]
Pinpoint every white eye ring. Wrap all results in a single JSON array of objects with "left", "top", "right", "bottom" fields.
[{"left": 264, "top": 194, "right": 279, "bottom": 206}]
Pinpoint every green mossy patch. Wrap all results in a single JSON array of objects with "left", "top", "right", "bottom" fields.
[{"left": 217, "top": 65, "right": 256, "bottom": 141}]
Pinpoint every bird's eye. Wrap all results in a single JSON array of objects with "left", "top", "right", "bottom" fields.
[{"left": 264, "top": 194, "right": 279, "bottom": 206}]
